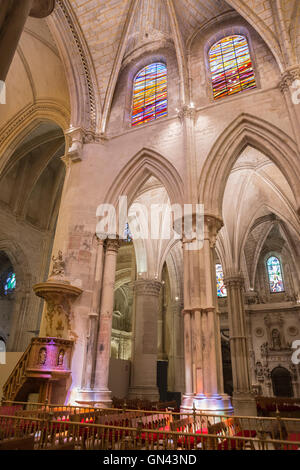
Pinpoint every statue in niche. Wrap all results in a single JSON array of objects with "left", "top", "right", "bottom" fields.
[
  {"left": 271, "top": 328, "right": 282, "bottom": 350},
  {"left": 255, "top": 361, "right": 264, "bottom": 381},
  {"left": 261, "top": 342, "right": 269, "bottom": 357},
  {"left": 38, "top": 347, "right": 47, "bottom": 366},
  {"left": 263, "top": 367, "right": 271, "bottom": 380},
  {"left": 57, "top": 349, "right": 65, "bottom": 367},
  {"left": 50, "top": 250, "right": 65, "bottom": 277}
]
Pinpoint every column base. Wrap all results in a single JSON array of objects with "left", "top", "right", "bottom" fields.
[
  {"left": 128, "top": 385, "right": 159, "bottom": 402},
  {"left": 232, "top": 392, "right": 257, "bottom": 416},
  {"left": 74, "top": 388, "right": 112, "bottom": 408},
  {"left": 181, "top": 393, "right": 233, "bottom": 415}
]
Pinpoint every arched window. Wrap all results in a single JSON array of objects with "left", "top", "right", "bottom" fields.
[
  {"left": 216, "top": 264, "right": 227, "bottom": 298},
  {"left": 267, "top": 256, "right": 284, "bottom": 293},
  {"left": 4, "top": 272, "right": 16, "bottom": 295},
  {"left": 132, "top": 62, "right": 167, "bottom": 126},
  {"left": 209, "top": 35, "right": 256, "bottom": 100},
  {"left": 124, "top": 222, "right": 133, "bottom": 242}
]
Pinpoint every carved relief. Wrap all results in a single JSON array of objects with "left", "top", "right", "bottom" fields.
[
  {"left": 38, "top": 347, "right": 47, "bottom": 365},
  {"left": 271, "top": 328, "right": 282, "bottom": 351},
  {"left": 255, "top": 361, "right": 264, "bottom": 382},
  {"left": 264, "top": 313, "right": 288, "bottom": 351},
  {"left": 57, "top": 349, "right": 65, "bottom": 367},
  {"left": 33, "top": 281, "right": 82, "bottom": 340},
  {"left": 50, "top": 250, "right": 65, "bottom": 278}
]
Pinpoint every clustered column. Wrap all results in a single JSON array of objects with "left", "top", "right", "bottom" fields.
[
  {"left": 79, "top": 237, "right": 119, "bottom": 407},
  {"left": 182, "top": 215, "right": 232, "bottom": 413},
  {"left": 224, "top": 273, "right": 257, "bottom": 416},
  {"left": 128, "top": 279, "right": 162, "bottom": 401}
]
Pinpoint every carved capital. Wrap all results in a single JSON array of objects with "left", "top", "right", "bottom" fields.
[
  {"left": 134, "top": 280, "right": 162, "bottom": 297},
  {"left": 279, "top": 66, "right": 300, "bottom": 93},
  {"left": 64, "top": 127, "right": 85, "bottom": 163},
  {"left": 177, "top": 104, "right": 196, "bottom": 122},
  {"left": 224, "top": 274, "right": 244, "bottom": 289},
  {"left": 204, "top": 214, "right": 223, "bottom": 247},
  {"left": 105, "top": 238, "right": 120, "bottom": 253}
]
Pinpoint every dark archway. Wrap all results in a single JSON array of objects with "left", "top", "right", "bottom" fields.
[
  {"left": 0, "top": 251, "right": 16, "bottom": 343},
  {"left": 271, "top": 367, "right": 294, "bottom": 397},
  {"left": 221, "top": 338, "right": 233, "bottom": 396}
]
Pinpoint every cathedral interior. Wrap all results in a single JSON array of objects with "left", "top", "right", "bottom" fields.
[{"left": 1, "top": 0, "right": 300, "bottom": 429}]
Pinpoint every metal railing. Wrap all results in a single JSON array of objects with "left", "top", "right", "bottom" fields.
[{"left": 0, "top": 414, "right": 299, "bottom": 450}]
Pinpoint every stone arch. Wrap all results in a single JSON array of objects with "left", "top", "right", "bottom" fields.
[
  {"left": 199, "top": 114, "right": 300, "bottom": 218},
  {"left": 0, "top": 239, "right": 32, "bottom": 351},
  {"left": 0, "top": 102, "right": 69, "bottom": 176},
  {"left": 271, "top": 366, "right": 294, "bottom": 397},
  {"left": 105, "top": 147, "right": 184, "bottom": 211}
]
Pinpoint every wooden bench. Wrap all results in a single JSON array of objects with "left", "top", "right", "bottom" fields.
[
  {"left": 0, "top": 436, "right": 35, "bottom": 450},
  {"left": 208, "top": 417, "right": 255, "bottom": 450}
]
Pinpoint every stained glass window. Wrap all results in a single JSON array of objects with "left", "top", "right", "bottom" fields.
[
  {"left": 267, "top": 256, "right": 284, "bottom": 293},
  {"left": 132, "top": 62, "right": 167, "bottom": 126},
  {"left": 209, "top": 35, "right": 256, "bottom": 100},
  {"left": 4, "top": 272, "right": 16, "bottom": 295},
  {"left": 216, "top": 264, "right": 227, "bottom": 298},
  {"left": 124, "top": 222, "right": 133, "bottom": 242}
]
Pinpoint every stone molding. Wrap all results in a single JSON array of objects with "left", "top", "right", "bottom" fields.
[{"left": 55, "top": 0, "right": 98, "bottom": 133}]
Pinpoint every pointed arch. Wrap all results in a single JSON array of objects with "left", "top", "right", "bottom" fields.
[
  {"left": 105, "top": 148, "right": 184, "bottom": 210},
  {"left": 0, "top": 239, "right": 32, "bottom": 351},
  {"left": 0, "top": 102, "right": 69, "bottom": 176},
  {"left": 224, "top": 0, "right": 284, "bottom": 72},
  {"left": 199, "top": 113, "right": 300, "bottom": 218}
]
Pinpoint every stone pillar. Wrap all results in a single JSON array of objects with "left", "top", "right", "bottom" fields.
[
  {"left": 128, "top": 280, "right": 161, "bottom": 401},
  {"left": 80, "top": 237, "right": 104, "bottom": 394},
  {"left": 167, "top": 300, "right": 184, "bottom": 394},
  {"left": 181, "top": 215, "right": 232, "bottom": 413},
  {"left": 93, "top": 238, "right": 119, "bottom": 407},
  {"left": 224, "top": 274, "right": 257, "bottom": 416},
  {"left": 157, "top": 285, "right": 167, "bottom": 361},
  {"left": 0, "top": 0, "right": 56, "bottom": 82}
]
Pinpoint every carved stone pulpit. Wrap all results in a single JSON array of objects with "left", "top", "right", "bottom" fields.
[
  {"left": 33, "top": 280, "right": 82, "bottom": 339},
  {"left": 33, "top": 250, "right": 82, "bottom": 340}
]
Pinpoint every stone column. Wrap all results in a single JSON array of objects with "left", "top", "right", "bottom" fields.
[
  {"left": 224, "top": 273, "right": 257, "bottom": 416},
  {"left": 0, "top": 0, "right": 56, "bottom": 82},
  {"left": 157, "top": 285, "right": 167, "bottom": 361},
  {"left": 93, "top": 238, "right": 119, "bottom": 407},
  {"left": 128, "top": 280, "right": 161, "bottom": 401},
  {"left": 79, "top": 237, "right": 104, "bottom": 395},
  {"left": 181, "top": 216, "right": 232, "bottom": 413}
]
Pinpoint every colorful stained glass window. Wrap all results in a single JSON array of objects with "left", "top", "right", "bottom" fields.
[
  {"left": 4, "top": 272, "right": 16, "bottom": 295},
  {"left": 132, "top": 62, "right": 167, "bottom": 126},
  {"left": 216, "top": 264, "right": 227, "bottom": 298},
  {"left": 124, "top": 222, "right": 133, "bottom": 242},
  {"left": 267, "top": 256, "right": 284, "bottom": 293},
  {"left": 209, "top": 35, "right": 256, "bottom": 100}
]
